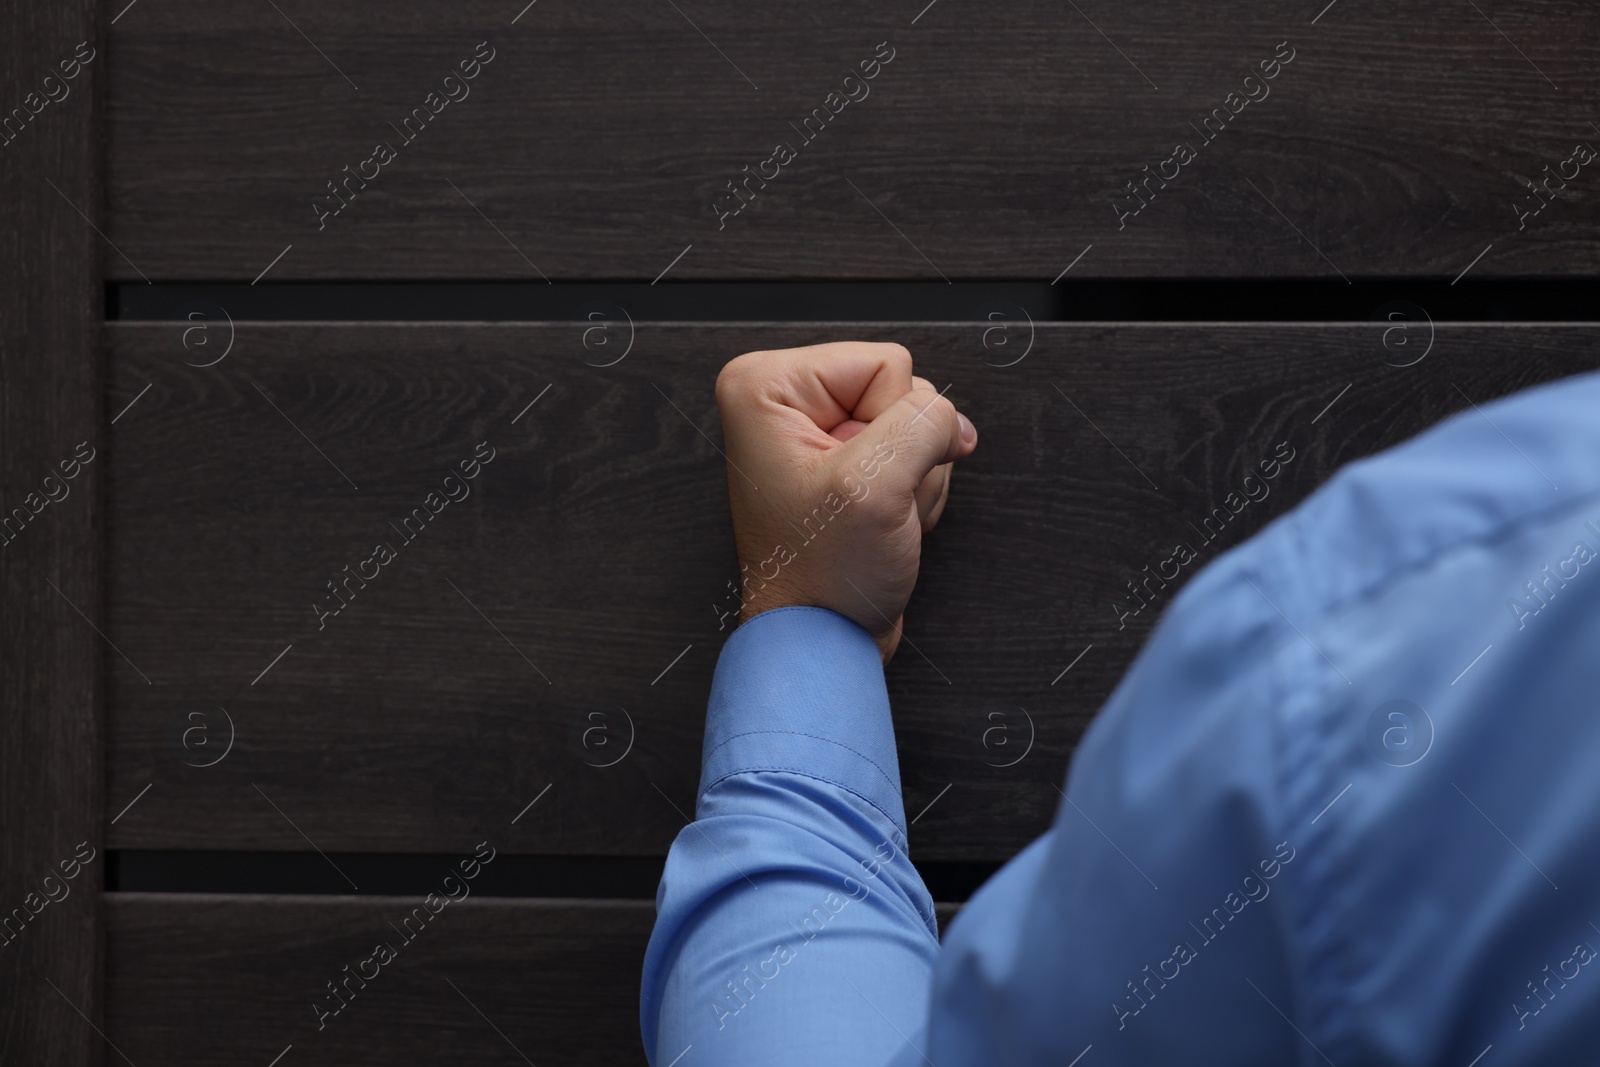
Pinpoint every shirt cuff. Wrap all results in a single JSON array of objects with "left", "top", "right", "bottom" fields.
[{"left": 699, "top": 606, "right": 907, "bottom": 837}]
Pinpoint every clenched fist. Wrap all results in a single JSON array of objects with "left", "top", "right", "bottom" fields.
[{"left": 714, "top": 341, "right": 977, "bottom": 661}]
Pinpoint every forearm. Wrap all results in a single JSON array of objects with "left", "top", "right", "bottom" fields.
[{"left": 640, "top": 608, "right": 940, "bottom": 1065}]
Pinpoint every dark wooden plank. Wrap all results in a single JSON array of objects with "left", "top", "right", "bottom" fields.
[
  {"left": 105, "top": 893, "right": 965, "bottom": 1065},
  {"left": 106, "top": 0, "right": 1600, "bottom": 281},
  {"left": 106, "top": 894, "right": 655, "bottom": 1065},
  {"left": 0, "top": 0, "right": 103, "bottom": 1062},
  {"left": 103, "top": 323, "right": 1600, "bottom": 860}
]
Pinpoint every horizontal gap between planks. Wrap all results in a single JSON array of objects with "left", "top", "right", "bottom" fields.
[
  {"left": 109, "top": 279, "right": 1600, "bottom": 323},
  {"left": 106, "top": 851, "right": 1003, "bottom": 902}
]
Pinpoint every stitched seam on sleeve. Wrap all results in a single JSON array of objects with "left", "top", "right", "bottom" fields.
[
  {"left": 704, "top": 729, "right": 900, "bottom": 799},
  {"left": 734, "top": 604, "right": 864, "bottom": 632},
  {"left": 1275, "top": 508, "right": 1357, "bottom": 1058},
  {"left": 699, "top": 764, "right": 907, "bottom": 840}
]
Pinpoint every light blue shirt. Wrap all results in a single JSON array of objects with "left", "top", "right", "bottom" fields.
[{"left": 642, "top": 369, "right": 1600, "bottom": 1066}]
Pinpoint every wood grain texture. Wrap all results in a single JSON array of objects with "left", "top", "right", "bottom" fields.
[
  {"left": 104, "top": 894, "right": 965, "bottom": 1065},
  {"left": 106, "top": 894, "right": 657, "bottom": 1065},
  {"left": 105, "top": 0, "right": 1600, "bottom": 281},
  {"left": 103, "top": 322, "right": 1600, "bottom": 861},
  {"left": 0, "top": 0, "right": 103, "bottom": 1062}
]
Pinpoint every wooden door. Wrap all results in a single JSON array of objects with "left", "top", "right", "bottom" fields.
[{"left": 3, "top": 0, "right": 1596, "bottom": 1062}]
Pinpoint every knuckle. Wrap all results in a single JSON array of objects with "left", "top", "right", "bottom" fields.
[
  {"left": 715, "top": 354, "right": 757, "bottom": 400},
  {"left": 882, "top": 343, "right": 914, "bottom": 373},
  {"left": 902, "top": 387, "right": 955, "bottom": 433}
]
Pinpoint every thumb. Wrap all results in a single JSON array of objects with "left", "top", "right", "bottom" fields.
[{"left": 837, "top": 381, "right": 975, "bottom": 498}]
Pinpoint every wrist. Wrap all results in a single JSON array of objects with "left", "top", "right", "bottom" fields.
[
  {"left": 730, "top": 544, "right": 810, "bottom": 624},
  {"left": 735, "top": 580, "right": 807, "bottom": 626}
]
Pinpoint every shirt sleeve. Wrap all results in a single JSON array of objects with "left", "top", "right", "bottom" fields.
[
  {"left": 640, "top": 606, "right": 941, "bottom": 1067},
  {"left": 644, "top": 541, "right": 1322, "bottom": 1067},
  {"left": 644, "top": 371, "right": 1600, "bottom": 1067}
]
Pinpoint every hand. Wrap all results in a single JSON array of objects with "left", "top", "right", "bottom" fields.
[{"left": 714, "top": 341, "right": 977, "bottom": 662}]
